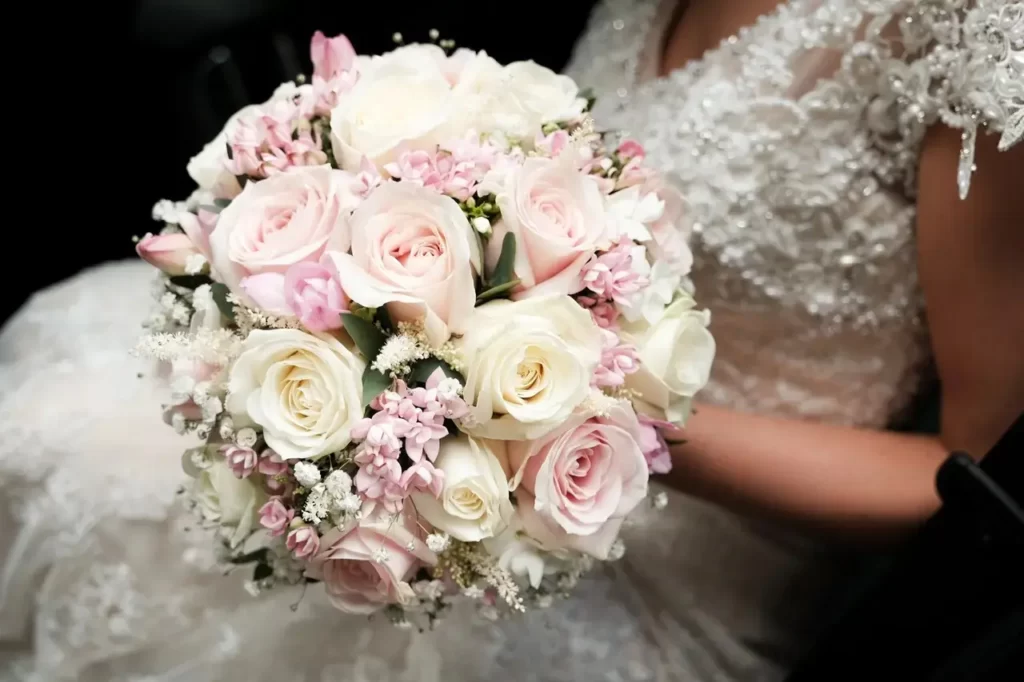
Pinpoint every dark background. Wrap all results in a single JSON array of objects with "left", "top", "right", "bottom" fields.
[{"left": 8, "top": 0, "right": 596, "bottom": 322}]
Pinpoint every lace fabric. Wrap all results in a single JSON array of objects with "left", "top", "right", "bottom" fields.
[{"left": 2, "top": 2, "right": 1020, "bottom": 680}]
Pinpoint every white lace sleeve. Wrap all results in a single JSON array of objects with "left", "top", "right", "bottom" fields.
[
  {"left": 898, "top": 0, "right": 1021, "bottom": 197},
  {"left": 828, "top": 0, "right": 1023, "bottom": 198}
]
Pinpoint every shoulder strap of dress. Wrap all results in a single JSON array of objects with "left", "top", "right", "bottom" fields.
[{"left": 893, "top": 0, "right": 1023, "bottom": 197}]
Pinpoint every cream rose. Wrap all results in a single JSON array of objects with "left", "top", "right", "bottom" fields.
[
  {"left": 448, "top": 51, "right": 516, "bottom": 133},
  {"left": 329, "top": 49, "right": 454, "bottom": 170},
  {"left": 327, "top": 182, "right": 479, "bottom": 345},
  {"left": 507, "top": 398, "right": 648, "bottom": 559},
  {"left": 458, "top": 295, "right": 603, "bottom": 440},
  {"left": 208, "top": 165, "right": 351, "bottom": 298},
  {"left": 190, "top": 459, "right": 267, "bottom": 548},
  {"left": 411, "top": 436, "right": 513, "bottom": 542},
  {"left": 624, "top": 292, "right": 716, "bottom": 425},
  {"left": 500, "top": 61, "right": 586, "bottom": 133},
  {"left": 226, "top": 329, "right": 364, "bottom": 459},
  {"left": 307, "top": 506, "right": 436, "bottom": 614},
  {"left": 489, "top": 156, "right": 607, "bottom": 298}
]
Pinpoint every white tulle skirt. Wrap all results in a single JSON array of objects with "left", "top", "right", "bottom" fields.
[{"left": 1, "top": 261, "right": 838, "bottom": 682}]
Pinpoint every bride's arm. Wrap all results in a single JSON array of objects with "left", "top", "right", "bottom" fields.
[{"left": 665, "top": 128, "right": 1024, "bottom": 541}]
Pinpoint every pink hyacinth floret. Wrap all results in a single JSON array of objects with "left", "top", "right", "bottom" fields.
[
  {"left": 258, "top": 497, "right": 294, "bottom": 537},
  {"left": 614, "top": 138, "right": 653, "bottom": 189},
  {"left": 286, "top": 525, "right": 321, "bottom": 558},
  {"left": 351, "top": 370, "right": 466, "bottom": 510},
  {"left": 351, "top": 156, "right": 383, "bottom": 199},
  {"left": 579, "top": 238, "right": 650, "bottom": 305},
  {"left": 222, "top": 444, "right": 259, "bottom": 478},
  {"left": 637, "top": 415, "right": 674, "bottom": 475},
  {"left": 310, "top": 31, "right": 358, "bottom": 115},
  {"left": 593, "top": 328, "right": 641, "bottom": 388},
  {"left": 384, "top": 134, "right": 499, "bottom": 201},
  {"left": 535, "top": 129, "right": 570, "bottom": 157},
  {"left": 258, "top": 450, "right": 288, "bottom": 477},
  {"left": 577, "top": 296, "right": 620, "bottom": 330},
  {"left": 226, "top": 99, "right": 327, "bottom": 179}
]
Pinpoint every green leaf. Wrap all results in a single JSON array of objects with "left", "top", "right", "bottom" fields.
[
  {"left": 362, "top": 367, "right": 392, "bottom": 408},
  {"left": 213, "top": 197, "right": 232, "bottom": 209},
  {"left": 408, "top": 358, "right": 465, "bottom": 385},
  {"left": 210, "top": 282, "right": 236, "bottom": 321},
  {"left": 252, "top": 562, "right": 273, "bottom": 581},
  {"left": 475, "top": 279, "right": 521, "bottom": 305},
  {"left": 169, "top": 274, "right": 214, "bottom": 290},
  {"left": 489, "top": 231, "right": 517, "bottom": 289},
  {"left": 579, "top": 87, "right": 597, "bottom": 112},
  {"left": 199, "top": 204, "right": 224, "bottom": 215},
  {"left": 341, "top": 312, "right": 387, "bottom": 361},
  {"left": 347, "top": 303, "right": 377, "bottom": 323}
]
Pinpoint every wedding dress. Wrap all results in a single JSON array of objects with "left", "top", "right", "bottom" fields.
[{"left": 2, "top": 1, "right": 1020, "bottom": 680}]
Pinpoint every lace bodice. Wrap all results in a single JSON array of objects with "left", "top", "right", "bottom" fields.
[
  {"left": 2, "top": 2, "right": 1020, "bottom": 681},
  {"left": 565, "top": 0, "right": 1022, "bottom": 427}
]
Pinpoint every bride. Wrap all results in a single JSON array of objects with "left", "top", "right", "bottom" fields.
[{"left": 2, "top": 1, "right": 1021, "bottom": 680}]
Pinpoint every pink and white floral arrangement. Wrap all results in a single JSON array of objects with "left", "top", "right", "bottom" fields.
[{"left": 136, "top": 30, "right": 715, "bottom": 626}]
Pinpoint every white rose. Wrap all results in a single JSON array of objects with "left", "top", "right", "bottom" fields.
[
  {"left": 459, "top": 295, "right": 603, "bottom": 440},
  {"left": 330, "top": 49, "right": 454, "bottom": 170},
  {"left": 624, "top": 292, "right": 716, "bottom": 425},
  {"left": 448, "top": 51, "right": 515, "bottom": 132},
  {"left": 411, "top": 436, "right": 513, "bottom": 542},
  {"left": 192, "top": 460, "right": 267, "bottom": 548},
  {"left": 226, "top": 329, "right": 365, "bottom": 459},
  {"left": 499, "top": 61, "right": 586, "bottom": 136},
  {"left": 482, "top": 520, "right": 558, "bottom": 589}
]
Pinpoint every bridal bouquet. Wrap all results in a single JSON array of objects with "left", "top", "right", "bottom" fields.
[{"left": 136, "top": 30, "right": 714, "bottom": 626}]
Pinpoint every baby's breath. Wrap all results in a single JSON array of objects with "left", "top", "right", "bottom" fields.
[
  {"left": 232, "top": 299, "right": 302, "bottom": 336},
  {"left": 371, "top": 334, "right": 429, "bottom": 377},
  {"left": 134, "top": 329, "right": 242, "bottom": 366},
  {"left": 433, "top": 541, "right": 524, "bottom": 612}
]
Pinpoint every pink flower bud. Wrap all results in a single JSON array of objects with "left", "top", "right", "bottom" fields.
[
  {"left": 616, "top": 139, "right": 645, "bottom": 160},
  {"left": 136, "top": 233, "right": 201, "bottom": 275},
  {"left": 257, "top": 450, "right": 288, "bottom": 477},
  {"left": 258, "top": 498, "right": 294, "bottom": 537},
  {"left": 310, "top": 31, "right": 356, "bottom": 81},
  {"left": 637, "top": 415, "right": 673, "bottom": 475},
  {"left": 286, "top": 525, "right": 321, "bottom": 559},
  {"left": 222, "top": 444, "right": 258, "bottom": 478}
]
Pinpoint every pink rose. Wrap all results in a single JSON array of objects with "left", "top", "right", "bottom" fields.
[
  {"left": 258, "top": 497, "right": 294, "bottom": 537},
  {"left": 222, "top": 444, "right": 258, "bottom": 478},
  {"left": 307, "top": 506, "right": 436, "bottom": 614},
  {"left": 508, "top": 400, "right": 648, "bottom": 558},
  {"left": 327, "top": 182, "right": 479, "bottom": 345},
  {"left": 136, "top": 233, "right": 201, "bottom": 276},
  {"left": 241, "top": 259, "right": 348, "bottom": 331},
  {"left": 489, "top": 156, "right": 607, "bottom": 299},
  {"left": 286, "top": 525, "right": 321, "bottom": 558},
  {"left": 208, "top": 165, "right": 351, "bottom": 299}
]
